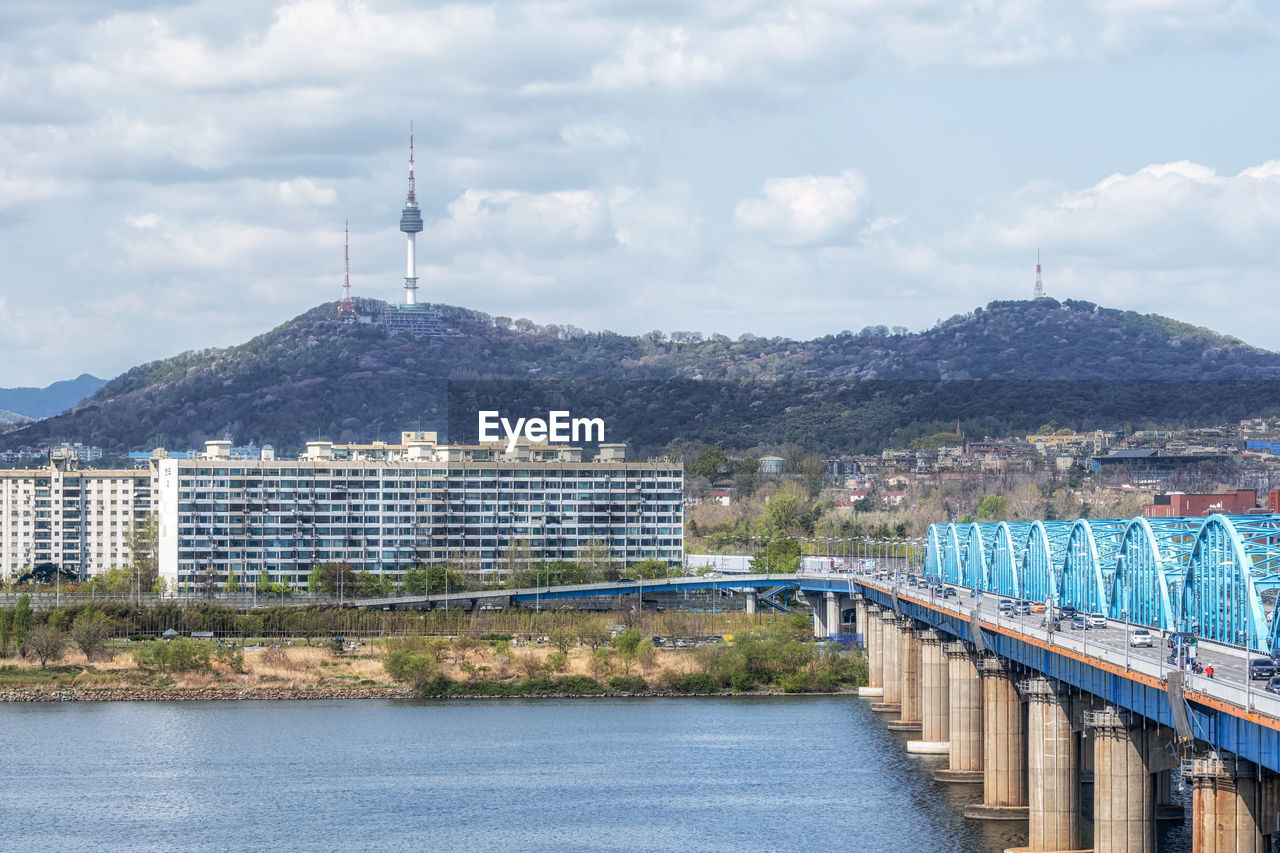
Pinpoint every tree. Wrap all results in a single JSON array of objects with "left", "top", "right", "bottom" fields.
[
  {"left": 689, "top": 447, "right": 731, "bottom": 480},
  {"left": 623, "top": 559, "right": 668, "bottom": 580},
  {"left": 125, "top": 513, "right": 159, "bottom": 594},
  {"left": 71, "top": 610, "right": 112, "bottom": 662},
  {"left": 24, "top": 625, "right": 66, "bottom": 669},
  {"left": 13, "top": 594, "right": 31, "bottom": 656},
  {"left": 578, "top": 540, "right": 614, "bottom": 583},
  {"left": 0, "top": 609, "right": 11, "bottom": 657},
  {"left": 309, "top": 562, "right": 355, "bottom": 595},
  {"left": 402, "top": 567, "right": 427, "bottom": 595},
  {"left": 975, "top": 494, "right": 1008, "bottom": 522},
  {"left": 224, "top": 567, "right": 240, "bottom": 593}
]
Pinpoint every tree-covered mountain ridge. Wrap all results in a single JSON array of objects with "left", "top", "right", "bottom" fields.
[{"left": 7, "top": 297, "right": 1280, "bottom": 455}]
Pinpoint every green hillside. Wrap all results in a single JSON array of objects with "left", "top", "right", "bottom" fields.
[{"left": 6, "top": 298, "right": 1280, "bottom": 455}]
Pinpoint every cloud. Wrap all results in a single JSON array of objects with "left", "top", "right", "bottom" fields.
[
  {"left": 964, "top": 159, "right": 1280, "bottom": 266},
  {"left": 734, "top": 170, "right": 870, "bottom": 246}
]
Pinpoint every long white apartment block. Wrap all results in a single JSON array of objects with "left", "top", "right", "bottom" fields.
[{"left": 155, "top": 432, "right": 683, "bottom": 590}]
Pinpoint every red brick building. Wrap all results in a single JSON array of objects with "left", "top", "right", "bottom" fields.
[{"left": 1143, "top": 490, "right": 1257, "bottom": 518}]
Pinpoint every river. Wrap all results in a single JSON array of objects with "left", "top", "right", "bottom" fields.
[{"left": 0, "top": 696, "right": 1192, "bottom": 852}]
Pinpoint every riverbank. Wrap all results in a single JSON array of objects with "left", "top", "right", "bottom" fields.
[{"left": 0, "top": 685, "right": 859, "bottom": 702}]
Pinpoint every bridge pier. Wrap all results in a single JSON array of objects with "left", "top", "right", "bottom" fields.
[
  {"left": 964, "top": 657, "right": 1028, "bottom": 820},
  {"left": 936, "top": 641, "right": 983, "bottom": 783},
  {"left": 887, "top": 623, "right": 922, "bottom": 733},
  {"left": 806, "top": 593, "right": 827, "bottom": 639},
  {"left": 908, "top": 630, "right": 949, "bottom": 754},
  {"left": 825, "top": 591, "right": 840, "bottom": 638},
  {"left": 871, "top": 613, "right": 902, "bottom": 713},
  {"left": 1190, "top": 753, "right": 1280, "bottom": 853},
  {"left": 745, "top": 591, "right": 757, "bottom": 615},
  {"left": 1019, "top": 678, "right": 1080, "bottom": 851},
  {"left": 858, "top": 604, "right": 884, "bottom": 698},
  {"left": 1087, "top": 707, "right": 1176, "bottom": 853}
]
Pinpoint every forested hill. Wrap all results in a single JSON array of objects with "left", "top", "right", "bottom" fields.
[{"left": 7, "top": 297, "right": 1280, "bottom": 456}]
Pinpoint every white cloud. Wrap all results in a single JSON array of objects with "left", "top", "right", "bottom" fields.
[{"left": 734, "top": 170, "right": 870, "bottom": 246}]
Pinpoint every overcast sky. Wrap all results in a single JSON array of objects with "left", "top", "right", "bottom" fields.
[{"left": 2, "top": 1, "right": 1278, "bottom": 386}]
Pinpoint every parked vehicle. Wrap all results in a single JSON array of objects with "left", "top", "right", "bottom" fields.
[
  {"left": 1130, "top": 629, "right": 1154, "bottom": 648},
  {"left": 1249, "top": 657, "right": 1278, "bottom": 680},
  {"left": 1071, "top": 614, "right": 1089, "bottom": 630},
  {"left": 1088, "top": 614, "right": 1108, "bottom": 629}
]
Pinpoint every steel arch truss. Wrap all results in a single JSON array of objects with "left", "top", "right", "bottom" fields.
[
  {"left": 1109, "top": 518, "right": 1197, "bottom": 630},
  {"left": 1182, "top": 515, "right": 1280, "bottom": 652},
  {"left": 1060, "top": 520, "right": 1126, "bottom": 614},
  {"left": 990, "top": 522, "right": 1031, "bottom": 598},
  {"left": 1020, "top": 521, "right": 1072, "bottom": 604},
  {"left": 925, "top": 525, "right": 944, "bottom": 580}
]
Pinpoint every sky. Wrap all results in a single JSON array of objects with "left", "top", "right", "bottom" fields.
[{"left": 2, "top": 0, "right": 1279, "bottom": 386}]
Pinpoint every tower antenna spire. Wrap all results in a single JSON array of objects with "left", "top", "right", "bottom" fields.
[
  {"left": 337, "top": 219, "right": 357, "bottom": 319},
  {"left": 1033, "top": 249, "right": 1044, "bottom": 299}
]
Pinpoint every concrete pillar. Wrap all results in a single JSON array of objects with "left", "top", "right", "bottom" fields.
[
  {"left": 825, "top": 591, "right": 840, "bottom": 638},
  {"left": 809, "top": 593, "right": 826, "bottom": 638},
  {"left": 888, "top": 624, "right": 923, "bottom": 733},
  {"left": 1088, "top": 707, "right": 1176, "bottom": 853},
  {"left": 872, "top": 613, "right": 902, "bottom": 712},
  {"left": 908, "top": 630, "right": 949, "bottom": 754},
  {"left": 1019, "top": 678, "right": 1079, "bottom": 850},
  {"left": 745, "top": 591, "right": 757, "bottom": 615},
  {"left": 937, "top": 642, "right": 983, "bottom": 783},
  {"left": 964, "top": 657, "right": 1028, "bottom": 819},
  {"left": 1190, "top": 753, "right": 1280, "bottom": 853},
  {"left": 859, "top": 606, "right": 883, "bottom": 697}
]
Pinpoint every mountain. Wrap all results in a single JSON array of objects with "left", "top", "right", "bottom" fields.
[
  {"left": 5, "top": 298, "right": 1280, "bottom": 456},
  {"left": 0, "top": 373, "right": 106, "bottom": 420}
]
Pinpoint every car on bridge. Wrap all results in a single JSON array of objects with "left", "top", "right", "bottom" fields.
[
  {"left": 1266, "top": 675, "right": 1280, "bottom": 696},
  {"left": 942, "top": 587, "right": 958, "bottom": 598},
  {"left": 1030, "top": 602, "right": 1046, "bottom": 613},
  {"left": 1088, "top": 614, "right": 1108, "bottom": 629},
  {"left": 998, "top": 599, "right": 1014, "bottom": 614},
  {"left": 1249, "top": 657, "right": 1278, "bottom": 680},
  {"left": 1071, "top": 614, "right": 1089, "bottom": 631},
  {"left": 1014, "top": 602, "right": 1032, "bottom": 615},
  {"left": 1058, "top": 605, "right": 1078, "bottom": 620},
  {"left": 1130, "top": 629, "right": 1154, "bottom": 648}
]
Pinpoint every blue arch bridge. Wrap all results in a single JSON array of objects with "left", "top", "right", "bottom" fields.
[{"left": 361, "top": 512, "right": 1280, "bottom": 850}]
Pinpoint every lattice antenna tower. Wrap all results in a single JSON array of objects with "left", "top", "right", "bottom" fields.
[
  {"left": 337, "top": 219, "right": 358, "bottom": 319},
  {"left": 1034, "top": 249, "right": 1044, "bottom": 299}
]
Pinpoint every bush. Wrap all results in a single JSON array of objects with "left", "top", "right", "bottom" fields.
[
  {"left": 518, "top": 675, "right": 559, "bottom": 694},
  {"left": 555, "top": 675, "right": 606, "bottom": 695},
  {"left": 679, "top": 673, "right": 719, "bottom": 695},
  {"left": 778, "top": 671, "right": 814, "bottom": 693},
  {"left": 544, "top": 651, "right": 569, "bottom": 673},
  {"left": 383, "top": 649, "right": 441, "bottom": 691},
  {"left": 728, "top": 672, "right": 753, "bottom": 692},
  {"left": 606, "top": 675, "right": 648, "bottom": 693},
  {"left": 133, "top": 638, "right": 212, "bottom": 674},
  {"left": 214, "top": 645, "right": 245, "bottom": 673}
]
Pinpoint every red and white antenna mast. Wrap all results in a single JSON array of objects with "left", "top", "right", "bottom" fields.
[
  {"left": 1033, "top": 249, "right": 1044, "bottom": 299},
  {"left": 337, "top": 219, "right": 357, "bottom": 319}
]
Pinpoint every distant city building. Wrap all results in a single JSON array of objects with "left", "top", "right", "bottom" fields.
[
  {"left": 1143, "top": 490, "right": 1258, "bottom": 518},
  {"left": 758, "top": 456, "right": 785, "bottom": 475}
]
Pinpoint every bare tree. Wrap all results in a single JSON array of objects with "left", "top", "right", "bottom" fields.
[
  {"left": 71, "top": 611, "right": 112, "bottom": 662},
  {"left": 25, "top": 625, "right": 66, "bottom": 669}
]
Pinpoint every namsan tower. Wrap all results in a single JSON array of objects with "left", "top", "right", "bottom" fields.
[
  {"left": 399, "top": 123, "right": 424, "bottom": 306},
  {"left": 376, "top": 123, "right": 443, "bottom": 336}
]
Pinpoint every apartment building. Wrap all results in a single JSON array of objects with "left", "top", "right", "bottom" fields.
[
  {"left": 0, "top": 462, "right": 153, "bottom": 579},
  {"left": 155, "top": 433, "right": 683, "bottom": 590}
]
